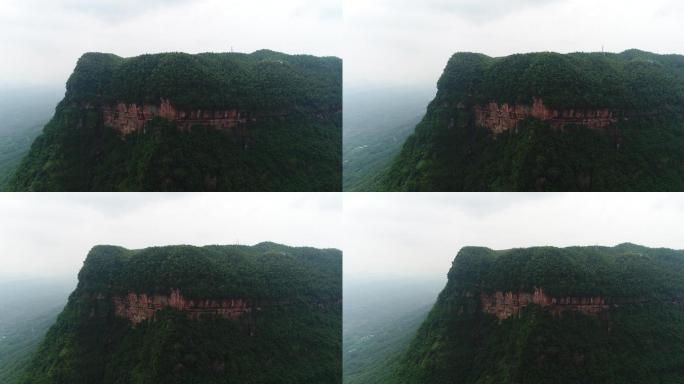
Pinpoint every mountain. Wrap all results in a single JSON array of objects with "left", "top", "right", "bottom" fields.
[
  {"left": 18, "top": 243, "right": 342, "bottom": 384},
  {"left": 343, "top": 86, "right": 434, "bottom": 191},
  {"left": 383, "top": 50, "right": 684, "bottom": 191},
  {"left": 391, "top": 244, "right": 684, "bottom": 383},
  {"left": 0, "top": 86, "right": 63, "bottom": 190},
  {"left": 8, "top": 50, "right": 342, "bottom": 191}
]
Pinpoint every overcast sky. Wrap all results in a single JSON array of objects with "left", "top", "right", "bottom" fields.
[
  {"left": 345, "top": 0, "right": 684, "bottom": 88},
  {"left": 6, "top": 0, "right": 683, "bottom": 89},
  {"left": 0, "top": 193, "right": 342, "bottom": 280},
  {"left": 344, "top": 193, "right": 684, "bottom": 283},
  {"left": 0, "top": 0, "right": 341, "bottom": 87}
]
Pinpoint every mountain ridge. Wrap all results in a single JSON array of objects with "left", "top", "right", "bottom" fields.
[
  {"left": 390, "top": 243, "right": 684, "bottom": 383},
  {"left": 8, "top": 49, "right": 342, "bottom": 191},
  {"left": 383, "top": 49, "right": 684, "bottom": 191},
  {"left": 18, "top": 242, "right": 342, "bottom": 384}
]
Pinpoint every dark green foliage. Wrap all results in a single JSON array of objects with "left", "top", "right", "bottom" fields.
[
  {"left": 64, "top": 50, "right": 341, "bottom": 112},
  {"left": 436, "top": 50, "right": 684, "bottom": 111},
  {"left": 448, "top": 243, "right": 684, "bottom": 298},
  {"left": 9, "top": 50, "right": 341, "bottom": 191},
  {"left": 10, "top": 114, "right": 340, "bottom": 191},
  {"left": 78, "top": 243, "right": 341, "bottom": 300},
  {"left": 384, "top": 50, "right": 684, "bottom": 191},
  {"left": 392, "top": 244, "right": 684, "bottom": 384},
  {"left": 20, "top": 243, "right": 342, "bottom": 384}
]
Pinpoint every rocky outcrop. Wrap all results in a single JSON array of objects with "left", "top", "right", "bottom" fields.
[
  {"left": 473, "top": 98, "right": 619, "bottom": 134},
  {"left": 102, "top": 98, "right": 251, "bottom": 135},
  {"left": 480, "top": 287, "right": 649, "bottom": 320},
  {"left": 113, "top": 289, "right": 252, "bottom": 324}
]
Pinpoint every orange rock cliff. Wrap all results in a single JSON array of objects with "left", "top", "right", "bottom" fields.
[
  {"left": 112, "top": 289, "right": 252, "bottom": 324},
  {"left": 473, "top": 98, "right": 619, "bottom": 134},
  {"left": 480, "top": 287, "right": 650, "bottom": 320},
  {"left": 102, "top": 99, "right": 249, "bottom": 135}
]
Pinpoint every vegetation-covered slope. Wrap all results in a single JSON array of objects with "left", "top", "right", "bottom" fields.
[
  {"left": 384, "top": 50, "right": 684, "bottom": 191},
  {"left": 343, "top": 278, "right": 442, "bottom": 384},
  {"left": 0, "top": 87, "right": 62, "bottom": 190},
  {"left": 0, "top": 279, "right": 73, "bottom": 384},
  {"left": 392, "top": 244, "right": 684, "bottom": 383},
  {"left": 8, "top": 50, "right": 342, "bottom": 191},
  {"left": 343, "top": 86, "right": 434, "bottom": 191},
  {"left": 19, "top": 243, "right": 342, "bottom": 384}
]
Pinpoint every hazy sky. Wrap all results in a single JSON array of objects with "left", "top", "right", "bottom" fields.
[
  {"left": 6, "top": 0, "right": 683, "bottom": 88},
  {"left": 0, "top": 0, "right": 341, "bottom": 86},
  {"left": 345, "top": 0, "right": 684, "bottom": 87},
  {"left": 0, "top": 193, "right": 342, "bottom": 279},
  {"left": 344, "top": 193, "right": 684, "bottom": 282}
]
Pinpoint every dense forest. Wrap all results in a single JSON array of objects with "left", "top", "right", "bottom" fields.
[
  {"left": 390, "top": 244, "right": 684, "bottom": 383},
  {"left": 8, "top": 50, "right": 341, "bottom": 191},
  {"left": 18, "top": 242, "right": 342, "bottom": 384},
  {"left": 383, "top": 50, "right": 684, "bottom": 191}
]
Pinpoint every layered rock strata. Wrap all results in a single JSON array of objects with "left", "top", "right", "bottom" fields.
[
  {"left": 473, "top": 98, "right": 619, "bottom": 134},
  {"left": 102, "top": 98, "right": 249, "bottom": 134},
  {"left": 113, "top": 289, "right": 251, "bottom": 324},
  {"left": 480, "top": 287, "right": 649, "bottom": 320}
]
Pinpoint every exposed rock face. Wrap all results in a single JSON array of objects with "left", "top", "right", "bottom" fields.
[
  {"left": 473, "top": 98, "right": 618, "bottom": 134},
  {"left": 480, "top": 287, "right": 648, "bottom": 320},
  {"left": 102, "top": 98, "right": 248, "bottom": 135},
  {"left": 113, "top": 289, "right": 250, "bottom": 324}
]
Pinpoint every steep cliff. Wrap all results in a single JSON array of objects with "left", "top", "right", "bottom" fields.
[
  {"left": 479, "top": 287, "right": 655, "bottom": 320},
  {"left": 111, "top": 289, "right": 251, "bottom": 324},
  {"left": 391, "top": 244, "right": 684, "bottom": 383},
  {"left": 383, "top": 50, "right": 684, "bottom": 191},
  {"left": 8, "top": 50, "right": 342, "bottom": 191},
  {"left": 473, "top": 98, "right": 620, "bottom": 134},
  {"left": 101, "top": 99, "right": 246, "bottom": 134},
  {"left": 19, "top": 243, "right": 342, "bottom": 384}
]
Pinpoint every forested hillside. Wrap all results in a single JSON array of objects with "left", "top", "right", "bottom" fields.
[
  {"left": 0, "top": 278, "right": 73, "bottom": 383},
  {"left": 343, "top": 86, "right": 434, "bottom": 191},
  {"left": 9, "top": 50, "right": 342, "bottom": 191},
  {"left": 343, "top": 278, "right": 442, "bottom": 384},
  {"left": 0, "top": 87, "right": 62, "bottom": 189},
  {"left": 384, "top": 50, "right": 684, "bottom": 191},
  {"left": 19, "top": 243, "right": 342, "bottom": 384},
  {"left": 391, "top": 244, "right": 684, "bottom": 383}
]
